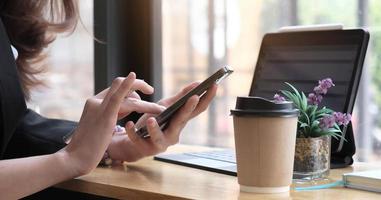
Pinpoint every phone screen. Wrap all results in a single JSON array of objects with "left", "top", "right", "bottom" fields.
[{"left": 136, "top": 66, "right": 233, "bottom": 138}]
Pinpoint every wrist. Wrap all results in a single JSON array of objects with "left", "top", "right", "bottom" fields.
[
  {"left": 108, "top": 135, "right": 144, "bottom": 163},
  {"left": 53, "top": 150, "right": 83, "bottom": 178},
  {"left": 107, "top": 135, "right": 127, "bottom": 161},
  {"left": 107, "top": 125, "right": 131, "bottom": 161}
]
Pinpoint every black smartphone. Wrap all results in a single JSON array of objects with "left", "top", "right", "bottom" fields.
[{"left": 136, "top": 66, "right": 234, "bottom": 138}]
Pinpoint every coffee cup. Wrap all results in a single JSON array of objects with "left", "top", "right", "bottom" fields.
[{"left": 231, "top": 97, "right": 299, "bottom": 193}]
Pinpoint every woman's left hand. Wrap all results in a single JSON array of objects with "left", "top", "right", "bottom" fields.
[{"left": 107, "top": 82, "right": 218, "bottom": 162}]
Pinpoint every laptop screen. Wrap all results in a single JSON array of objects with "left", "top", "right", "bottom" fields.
[{"left": 249, "top": 29, "right": 368, "bottom": 114}]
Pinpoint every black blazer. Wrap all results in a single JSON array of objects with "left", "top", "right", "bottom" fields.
[{"left": 0, "top": 19, "right": 77, "bottom": 159}]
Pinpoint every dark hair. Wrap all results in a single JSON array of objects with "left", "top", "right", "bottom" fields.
[{"left": 0, "top": 0, "right": 79, "bottom": 100}]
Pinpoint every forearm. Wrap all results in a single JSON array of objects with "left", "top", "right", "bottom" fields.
[{"left": 0, "top": 151, "right": 78, "bottom": 199}]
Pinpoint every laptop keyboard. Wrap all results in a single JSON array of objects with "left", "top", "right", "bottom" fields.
[
  {"left": 184, "top": 149, "right": 236, "bottom": 164},
  {"left": 154, "top": 149, "right": 238, "bottom": 176}
]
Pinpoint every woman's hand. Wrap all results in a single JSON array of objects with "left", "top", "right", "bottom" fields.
[
  {"left": 107, "top": 82, "right": 218, "bottom": 162},
  {"left": 94, "top": 79, "right": 165, "bottom": 119},
  {"left": 61, "top": 72, "right": 163, "bottom": 175}
]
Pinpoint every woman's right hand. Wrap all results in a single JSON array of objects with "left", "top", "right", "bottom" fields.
[{"left": 59, "top": 72, "right": 161, "bottom": 176}]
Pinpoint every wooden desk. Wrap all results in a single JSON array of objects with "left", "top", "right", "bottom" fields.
[{"left": 56, "top": 145, "right": 381, "bottom": 199}]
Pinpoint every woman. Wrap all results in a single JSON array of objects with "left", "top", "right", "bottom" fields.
[{"left": 0, "top": 1, "right": 217, "bottom": 199}]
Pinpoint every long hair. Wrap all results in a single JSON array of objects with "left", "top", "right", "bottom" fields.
[{"left": 0, "top": 0, "right": 79, "bottom": 100}]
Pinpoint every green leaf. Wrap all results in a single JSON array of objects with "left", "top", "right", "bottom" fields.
[
  {"left": 281, "top": 90, "right": 302, "bottom": 109},
  {"left": 309, "top": 105, "right": 318, "bottom": 123},
  {"left": 282, "top": 90, "right": 297, "bottom": 100},
  {"left": 300, "top": 123, "right": 309, "bottom": 128},
  {"left": 301, "top": 111, "right": 310, "bottom": 126},
  {"left": 280, "top": 90, "right": 293, "bottom": 100},
  {"left": 301, "top": 92, "right": 308, "bottom": 111},
  {"left": 334, "top": 123, "right": 341, "bottom": 130},
  {"left": 326, "top": 128, "right": 342, "bottom": 133},
  {"left": 285, "top": 82, "right": 302, "bottom": 99},
  {"left": 331, "top": 134, "right": 339, "bottom": 140},
  {"left": 316, "top": 107, "right": 334, "bottom": 115},
  {"left": 283, "top": 83, "right": 304, "bottom": 109},
  {"left": 316, "top": 113, "right": 328, "bottom": 118},
  {"left": 298, "top": 120, "right": 308, "bottom": 125},
  {"left": 310, "top": 105, "right": 318, "bottom": 116},
  {"left": 303, "top": 120, "right": 320, "bottom": 137}
]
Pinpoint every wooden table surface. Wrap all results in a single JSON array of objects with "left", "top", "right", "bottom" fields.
[{"left": 55, "top": 145, "right": 381, "bottom": 200}]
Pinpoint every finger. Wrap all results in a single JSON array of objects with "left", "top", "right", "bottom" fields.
[
  {"left": 130, "top": 91, "right": 141, "bottom": 100},
  {"left": 126, "top": 121, "right": 140, "bottom": 143},
  {"left": 191, "top": 84, "right": 217, "bottom": 118},
  {"left": 101, "top": 76, "right": 127, "bottom": 107},
  {"left": 125, "top": 99, "right": 166, "bottom": 114},
  {"left": 181, "top": 81, "right": 201, "bottom": 94},
  {"left": 101, "top": 74, "right": 151, "bottom": 107},
  {"left": 95, "top": 87, "right": 110, "bottom": 99},
  {"left": 95, "top": 88, "right": 140, "bottom": 100},
  {"left": 118, "top": 99, "right": 166, "bottom": 119},
  {"left": 159, "top": 81, "right": 200, "bottom": 106},
  {"left": 103, "top": 73, "right": 136, "bottom": 118},
  {"left": 131, "top": 79, "right": 154, "bottom": 95},
  {"left": 146, "top": 117, "right": 167, "bottom": 151},
  {"left": 119, "top": 79, "right": 153, "bottom": 97},
  {"left": 165, "top": 95, "right": 199, "bottom": 136},
  {"left": 135, "top": 113, "right": 155, "bottom": 128}
]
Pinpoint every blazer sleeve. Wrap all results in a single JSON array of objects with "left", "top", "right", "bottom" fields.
[{"left": 2, "top": 109, "right": 78, "bottom": 159}]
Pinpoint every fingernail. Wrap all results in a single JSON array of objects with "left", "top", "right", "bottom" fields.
[
  {"left": 147, "top": 118, "right": 155, "bottom": 127},
  {"left": 126, "top": 121, "right": 134, "bottom": 129},
  {"left": 192, "top": 97, "right": 199, "bottom": 109},
  {"left": 159, "top": 105, "right": 167, "bottom": 111},
  {"left": 128, "top": 72, "right": 136, "bottom": 79}
]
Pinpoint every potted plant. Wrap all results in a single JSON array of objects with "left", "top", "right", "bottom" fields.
[{"left": 273, "top": 78, "right": 351, "bottom": 181}]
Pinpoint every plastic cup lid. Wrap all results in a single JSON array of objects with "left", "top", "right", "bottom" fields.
[{"left": 230, "top": 96, "right": 299, "bottom": 117}]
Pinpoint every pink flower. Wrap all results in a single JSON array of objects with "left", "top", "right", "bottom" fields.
[
  {"left": 313, "top": 78, "right": 334, "bottom": 95},
  {"left": 319, "top": 115, "right": 336, "bottom": 130},
  {"left": 314, "top": 86, "right": 328, "bottom": 95},
  {"left": 307, "top": 93, "right": 323, "bottom": 105},
  {"left": 273, "top": 93, "right": 286, "bottom": 103},
  {"left": 333, "top": 112, "right": 352, "bottom": 126},
  {"left": 307, "top": 78, "right": 335, "bottom": 105},
  {"left": 319, "top": 78, "right": 335, "bottom": 90}
]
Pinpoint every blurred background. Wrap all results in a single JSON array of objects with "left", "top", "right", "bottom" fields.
[{"left": 30, "top": 0, "right": 381, "bottom": 163}]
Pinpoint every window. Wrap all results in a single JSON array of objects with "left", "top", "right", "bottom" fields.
[
  {"left": 29, "top": 1, "right": 94, "bottom": 122},
  {"left": 162, "top": 0, "right": 381, "bottom": 162}
]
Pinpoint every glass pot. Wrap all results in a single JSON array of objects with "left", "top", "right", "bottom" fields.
[{"left": 293, "top": 135, "right": 331, "bottom": 181}]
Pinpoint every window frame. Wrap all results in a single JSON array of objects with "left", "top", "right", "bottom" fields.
[{"left": 94, "top": 0, "right": 162, "bottom": 121}]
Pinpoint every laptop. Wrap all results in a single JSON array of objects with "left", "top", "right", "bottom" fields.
[{"left": 154, "top": 27, "right": 369, "bottom": 176}]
